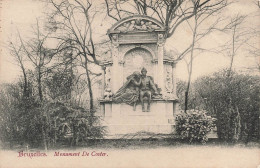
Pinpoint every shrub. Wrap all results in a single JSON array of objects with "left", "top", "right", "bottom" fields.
[
  {"left": 43, "top": 101, "right": 106, "bottom": 147},
  {"left": 175, "top": 110, "right": 216, "bottom": 144},
  {"left": 193, "top": 70, "right": 260, "bottom": 142}
]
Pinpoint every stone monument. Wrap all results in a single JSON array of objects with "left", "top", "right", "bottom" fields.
[{"left": 99, "top": 15, "right": 178, "bottom": 138}]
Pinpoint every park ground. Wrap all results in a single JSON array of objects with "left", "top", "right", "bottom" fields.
[{"left": 0, "top": 139, "right": 259, "bottom": 168}]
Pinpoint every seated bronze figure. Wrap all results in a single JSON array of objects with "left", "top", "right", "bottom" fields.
[
  {"left": 113, "top": 68, "right": 160, "bottom": 112},
  {"left": 113, "top": 71, "right": 141, "bottom": 111}
]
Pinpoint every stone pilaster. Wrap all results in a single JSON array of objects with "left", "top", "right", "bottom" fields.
[
  {"left": 157, "top": 43, "right": 164, "bottom": 94},
  {"left": 172, "top": 62, "right": 177, "bottom": 97},
  {"left": 101, "top": 66, "right": 106, "bottom": 97},
  {"left": 152, "top": 60, "right": 158, "bottom": 85},
  {"left": 118, "top": 60, "right": 125, "bottom": 88},
  {"left": 111, "top": 34, "right": 120, "bottom": 93},
  {"left": 157, "top": 33, "right": 165, "bottom": 95}
]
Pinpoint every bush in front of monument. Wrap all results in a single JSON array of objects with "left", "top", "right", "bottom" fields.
[
  {"left": 41, "top": 101, "right": 106, "bottom": 147},
  {"left": 175, "top": 110, "right": 216, "bottom": 144}
]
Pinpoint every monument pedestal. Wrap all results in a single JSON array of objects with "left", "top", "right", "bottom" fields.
[{"left": 99, "top": 99, "right": 178, "bottom": 138}]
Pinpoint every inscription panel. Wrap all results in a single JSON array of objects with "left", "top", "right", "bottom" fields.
[{"left": 119, "top": 33, "right": 157, "bottom": 44}]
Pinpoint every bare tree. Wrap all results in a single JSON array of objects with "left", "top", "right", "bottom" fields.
[
  {"left": 184, "top": 1, "right": 198, "bottom": 113},
  {"left": 104, "top": 0, "right": 228, "bottom": 40},
  {"left": 165, "top": 0, "right": 229, "bottom": 112},
  {"left": 8, "top": 40, "right": 29, "bottom": 98},
  {"left": 47, "top": 0, "right": 102, "bottom": 120},
  {"left": 206, "top": 14, "right": 255, "bottom": 139},
  {"left": 216, "top": 15, "right": 253, "bottom": 77},
  {"left": 246, "top": 36, "right": 260, "bottom": 71},
  {"left": 19, "top": 20, "right": 54, "bottom": 102},
  {"left": 183, "top": 12, "right": 251, "bottom": 112},
  {"left": 245, "top": 2, "right": 260, "bottom": 72},
  {"left": 18, "top": 20, "right": 54, "bottom": 151}
]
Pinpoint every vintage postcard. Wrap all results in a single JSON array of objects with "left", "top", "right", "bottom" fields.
[{"left": 0, "top": 0, "right": 259, "bottom": 167}]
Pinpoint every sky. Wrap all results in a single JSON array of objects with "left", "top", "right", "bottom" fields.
[{"left": 0, "top": 0, "right": 259, "bottom": 84}]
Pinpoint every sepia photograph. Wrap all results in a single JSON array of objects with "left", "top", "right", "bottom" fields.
[{"left": 0, "top": 0, "right": 259, "bottom": 167}]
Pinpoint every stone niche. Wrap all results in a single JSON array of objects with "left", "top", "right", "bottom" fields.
[
  {"left": 99, "top": 15, "right": 179, "bottom": 138},
  {"left": 124, "top": 47, "right": 153, "bottom": 82}
]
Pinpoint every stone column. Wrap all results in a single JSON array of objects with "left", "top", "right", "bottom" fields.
[{"left": 172, "top": 62, "right": 177, "bottom": 97}]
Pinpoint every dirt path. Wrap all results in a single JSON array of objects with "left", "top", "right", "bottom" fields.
[{"left": 0, "top": 146, "right": 259, "bottom": 168}]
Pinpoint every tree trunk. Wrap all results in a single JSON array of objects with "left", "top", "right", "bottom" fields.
[
  {"left": 184, "top": 91, "right": 188, "bottom": 112},
  {"left": 84, "top": 59, "right": 94, "bottom": 125},
  {"left": 54, "top": 119, "right": 57, "bottom": 146},
  {"left": 228, "top": 25, "right": 236, "bottom": 78},
  {"left": 38, "top": 68, "right": 43, "bottom": 101},
  {"left": 37, "top": 67, "right": 47, "bottom": 150},
  {"left": 41, "top": 122, "right": 48, "bottom": 151},
  {"left": 21, "top": 67, "right": 29, "bottom": 98},
  {"left": 184, "top": 12, "right": 198, "bottom": 113}
]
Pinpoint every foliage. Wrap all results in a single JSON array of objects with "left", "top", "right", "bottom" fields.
[
  {"left": 176, "top": 80, "right": 186, "bottom": 109},
  {"left": 193, "top": 69, "right": 260, "bottom": 142},
  {"left": 0, "top": 83, "right": 22, "bottom": 147},
  {"left": 0, "top": 83, "right": 43, "bottom": 148},
  {"left": 216, "top": 104, "right": 241, "bottom": 143},
  {"left": 175, "top": 110, "right": 216, "bottom": 144},
  {"left": 44, "top": 68, "right": 75, "bottom": 101},
  {"left": 176, "top": 80, "right": 199, "bottom": 110},
  {"left": 173, "top": 70, "right": 259, "bottom": 143},
  {"left": 42, "top": 101, "right": 106, "bottom": 146},
  {"left": 0, "top": 81, "right": 106, "bottom": 149}
]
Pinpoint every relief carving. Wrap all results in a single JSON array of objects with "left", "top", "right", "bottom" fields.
[
  {"left": 165, "top": 66, "right": 173, "bottom": 93},
  {"left": 115, "top": 19, "right": 161, "bottom": 32},
  {"left": 104, "top": 67, "right": 112, "bottom": 99},
  {"left": 157, "top": 33, "right": 165, "bottom": 46},
  {"left": 112, "top": 34, "right": 118, "bottom": 42}
]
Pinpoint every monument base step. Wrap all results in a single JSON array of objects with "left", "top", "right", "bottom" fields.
[
  {"left": 103, "top": 124, "right": 175, "bottom": 136},
  {"left": 103, "top": 132, "right": 176, "bottom": 139}
]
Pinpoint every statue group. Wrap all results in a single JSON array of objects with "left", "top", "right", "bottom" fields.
[{"left": 113, "top": 68, "right": 161, "bottom": 112}]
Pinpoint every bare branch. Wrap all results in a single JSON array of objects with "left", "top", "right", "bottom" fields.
[{"left": 105, "top": 0, "right": 119, "bottom": 21}]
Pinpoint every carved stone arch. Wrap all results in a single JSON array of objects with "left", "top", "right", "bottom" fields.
[
  {"left": 108, "top": 15, "right": 165, "bottom": 34},
  {"left": 121, "top": 45, "right": 156, "bottom": 60}
]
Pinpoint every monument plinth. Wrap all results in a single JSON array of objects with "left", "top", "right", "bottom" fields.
[{"left": 99, "top": 15, "right": 179, "bottom": 138}]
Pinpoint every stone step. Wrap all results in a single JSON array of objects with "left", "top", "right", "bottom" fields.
[
  {"left": 102, "top": 116, "right": 175, "bottom": 125},
  {"left": 103, "top": 124, "right": 175, "bottom": 135}
]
